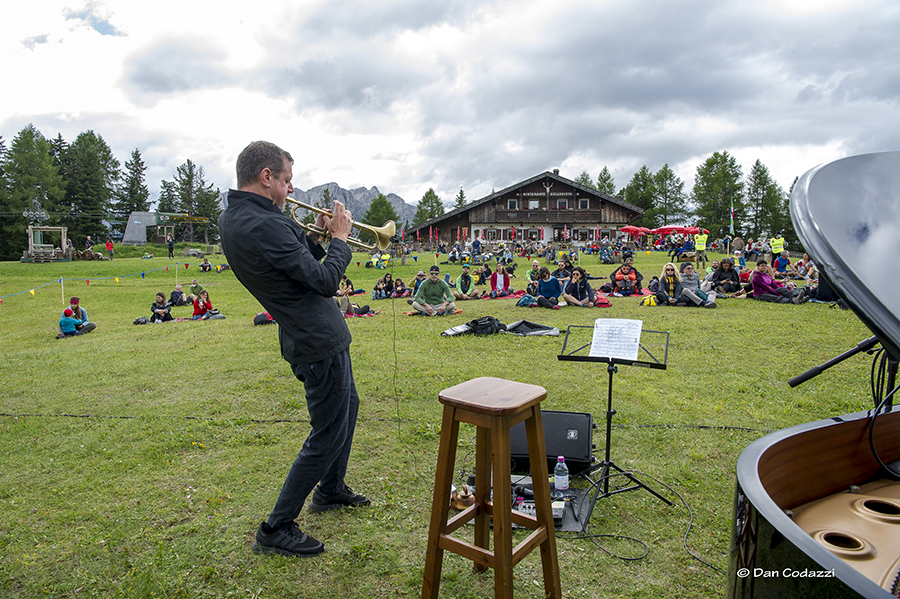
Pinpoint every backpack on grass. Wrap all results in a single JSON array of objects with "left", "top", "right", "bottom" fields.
[{"left": 466, "top": 316, "right": 506, "bottom": 336}]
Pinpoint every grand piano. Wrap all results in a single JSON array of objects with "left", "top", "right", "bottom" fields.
[{"left": 727, "top": 152, "right": 900, "bottom": 598}]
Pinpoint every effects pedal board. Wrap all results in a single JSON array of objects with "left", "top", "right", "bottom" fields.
[{"left": 513, "top": 500, "right": 566, "bottom": 522}]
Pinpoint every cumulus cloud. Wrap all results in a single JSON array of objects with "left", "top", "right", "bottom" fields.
[
  {"left": 22, "top": 34, "right": 49, "bottom": 50},
  {"left": 122, "top": 38, "right": 236, "bottom": 98},
  {"left": 63, "top": 1, "right": 124, "bottom": 37}
]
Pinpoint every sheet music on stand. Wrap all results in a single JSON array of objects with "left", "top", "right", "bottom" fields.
[
  {"left": 589, "top": 318, "right": 642, "bottom": 362},
  {"left": 559, "top": 319, "right": 668, "bottom": 369}
]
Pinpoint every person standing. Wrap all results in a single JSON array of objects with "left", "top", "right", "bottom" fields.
[
  {"left": 219, "top": 141, "right": 368, "bottom": 558},
  {"left": 769, "top": 232, "right": 786, "bottom": 265},
  {"left": 167, "top": 234, "right": 175, "bottom": 259},
  {"left": 694, "top": 230, "right": 708, "bottom": 270},
  {"left": 105, "top": 239, "right": 114, "bottom": 260}
]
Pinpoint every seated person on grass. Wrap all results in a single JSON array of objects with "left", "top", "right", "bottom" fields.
[
  {"left": 412, "top": 270, "right": 427, "bottom": 294},
  {"left": 335, "top": 295, "right": 374, "bottom": 316},
  {"left": 453, "top": 264, "right": 481, "bottom": 300},
  {"left": 336, "top": 274, "right": 355, "bottom": 297},
  {"left": 710, "top": 259, "right": 741, "bottom": 295},
  {"left": 170, "top": 284, "right": 190, "bottom": 306},
  {"left": 773, "top": 251, "right": 796, "bottom": 279},
  {"left": 489, "top": 264, "right": 512, "bottom": 298},
  {"left": 192, "top": 290, "right": 213, "bottom": 320},
  {"left": 525, "top": 260, "right": 541, "bottom": 295},
  {"left": 151, "top": 292, "right": 174, "bottom": 323},
  {"left": 382, "top": 273, "right": 395, "bottom": 297},
  {"left": 678, "top": 263, "right": 717, "bottom": 308},
  {"left": 476, "top": 263, "right": 492, "bottom": 286},
  {"left": 562, "top": 267, "right": 596, "bottom": 307},
  {"left": 411, "top": 265, "right": 456, "bottom": 316},
  {"left": 58, "top": 308, "right": 83, "bottom": 337},
  {"left": 200, "top": 258, "right": 212, "bottom": 272},
  {"left": 188, "top": 279, "right": 205, "bottom": 302},
  {"left": 612, "top": 262, "right": 638, "bottom": 296},
  {"left": 551, "top": 260, "right": 571, "bottom": 284},
  {"left": 750, "top": 260, "right": 807, "bottom": 304},
  {"left": 372, "top": 278, "right": 387, "bottom": 300},
  {"left": 391, "top": 278, "right": 410, "bottom": 298},
  {"left": 655, "top": 263, "right": 684, "bottom": 306},
  {"left": 536, "top": 266, "right": 563, "bottom": 308},
  {"left": 59, "top": 296, "right": 96, "bottom": 334},
  {"left": 609, "top": 257, "right": 644, "bottom": 292}
]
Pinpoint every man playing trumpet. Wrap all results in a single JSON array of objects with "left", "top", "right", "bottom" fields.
[{"left": 219, "top": 141, "right": 369, "bottom": 558}]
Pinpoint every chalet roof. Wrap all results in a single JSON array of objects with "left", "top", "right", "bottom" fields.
[{"left": 414, "top": 170, "right": 642, "bottom": 230}]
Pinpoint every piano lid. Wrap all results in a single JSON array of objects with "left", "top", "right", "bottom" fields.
[{"left": 791, "top": 151, "right": 900, "bottom": 360}]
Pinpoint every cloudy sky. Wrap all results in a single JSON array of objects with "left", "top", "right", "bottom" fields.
[{"left": 3, "top": 0, "right": 899, "bottom": 209}]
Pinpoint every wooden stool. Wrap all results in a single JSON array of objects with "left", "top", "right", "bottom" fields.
[{"left": 421, "top": 377, "right": 561, "bottom": 599}]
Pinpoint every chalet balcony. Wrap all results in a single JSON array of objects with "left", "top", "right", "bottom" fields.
[{"left": 491, "top": 209, "right": 606, "bottom": 224}]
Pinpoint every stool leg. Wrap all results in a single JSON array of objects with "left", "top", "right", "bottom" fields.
[
  {"left": 422, "top": 406, "right": 460, "bottom": 599},
  {"left": 491, "top": 415, "right": 514, "bottom": 599},
  {"left": 473, "top": 424, "right": 491, "bottom": 571},
  {"left": 525, "top": 407, "right": 561, "bottom": 599}
]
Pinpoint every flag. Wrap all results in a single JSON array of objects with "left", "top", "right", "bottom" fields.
[
  {"left": 356, "top": 262, "right": 360, "bottom": 267},
  {"left": 511, "top": 226, "right": 515, "bottom": 240},
  {"left": 564, "top": 225, "right": 568, "bottom": 239},
  {"left": 115, "top": 278, "right": 119, "bottom": 284},
  {"left": 429, "top": 227, "right": 432, "bottom": 240},
  {"left": 730, "top": 193, "right": 735, "bottom": 236},
  {"left": 457, "top": 226, "right": 460, "bottom": 240},
  {"left": 416, "top": 229, "right": 420, "bottom": 241},
  {"left": 29, "top": 289, "right": 35, "bottom": 297},
  {"left": 165, "top": 267, "right": 168, "bottom": 272},
  {"left": 401, "top": 225, "right": 405, "bottom": 240},
  {"left": 540, "top": 228, "right": 544, "bottom": 240},
  {"left": 85, "top": 279, "right": 90, "bottom": 286},
  {"left": 141, "top": 273, "right": 145, "bottom": 279},
  {"left": 596, "top": 225, "right": 600, "bottom": 239}
]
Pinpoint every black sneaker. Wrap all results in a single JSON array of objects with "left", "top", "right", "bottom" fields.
[
  {"left": 308, "top": 484, "right": 371, "bottom": 512},
  {"left": 406, "top": 299, "right": 414, "bottom": 305},
  {"left": 252, "top": 521, "right": 324, "bottom": 557}
]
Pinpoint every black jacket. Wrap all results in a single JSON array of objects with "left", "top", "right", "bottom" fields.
[{"left": 219, "top": 189, "right": 352, "bottom": 365}]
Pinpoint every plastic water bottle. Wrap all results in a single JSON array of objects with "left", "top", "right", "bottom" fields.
[{"left": 554, "top": 456, "right": 569, "bottom": 492}]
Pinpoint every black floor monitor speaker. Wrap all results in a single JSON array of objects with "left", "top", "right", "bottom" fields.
[{"left": 509, "top": 410, "right": 594, "bottom": 474}]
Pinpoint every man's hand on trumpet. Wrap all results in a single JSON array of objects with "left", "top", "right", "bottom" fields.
[
  {"left": 321, "top": 201, "right": 352, "bottom": 243},
  {"left": 310, "top": 200, "right": 352, "bottom": 244}
]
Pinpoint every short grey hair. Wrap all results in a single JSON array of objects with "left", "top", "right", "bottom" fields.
[{"left": 236, "top": 141, "right": 294, "bottom": 188}]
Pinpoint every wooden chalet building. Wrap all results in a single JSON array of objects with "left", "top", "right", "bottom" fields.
[{"left": 410, "top": 169, "right": 642, "bottom": 248}]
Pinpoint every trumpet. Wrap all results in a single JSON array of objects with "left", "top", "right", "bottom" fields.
[{"left": 285, "top": 198, "right": 396, "bottom": 251}]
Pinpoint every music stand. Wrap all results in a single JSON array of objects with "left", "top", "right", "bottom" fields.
[{"left": 558, "top": 322, "right": 673, "bottom": 509}]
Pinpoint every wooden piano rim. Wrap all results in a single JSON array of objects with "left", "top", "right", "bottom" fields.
[{"left": 736, "top": 407, "right": 900, "bottom": 598}]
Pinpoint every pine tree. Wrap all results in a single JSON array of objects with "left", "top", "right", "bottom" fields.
[
  {"left": 691, "top": 151, "right": 746, "bottom": 237},
  {"left": 596, "top": 167, "right": 616, "bottom": 195},
  {"left": 746, "top": 159, "right": 785, "bottom": 239},
  {"left": 0, "top": 125, "right": 66, "bottom": 259},
  {"left": 574, "top": 171, "right": 597, "bottom": 190},
  {"left": 161, "top": 159, "right": 219, "bottom": 242},
  {"left": 453, "top": 187, "right": 466, "bottom": 209},
  {"left": 653, "top": 164, "right": 690, "bottom": 225},
  {"left": 623, "top": 166, "right": 657, "bottom": 228},
  {"left": 62, "top": 130, "right": 121, "bottom": 243},
  {"left": 360, "top": 193, "right": 399, "bottom": 246},
  {"left": 413, "top": 188, "right": 444, "bottom": 226},
  {"left": 117, "top": 149, "right": 151, "bottom": 215}
]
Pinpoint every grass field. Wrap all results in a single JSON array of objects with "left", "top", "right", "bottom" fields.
[{"left": 0, "top": 247, "right": 873, "bottom": 598}]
